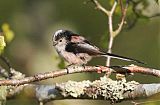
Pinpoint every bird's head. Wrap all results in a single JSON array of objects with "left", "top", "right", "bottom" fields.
[{"left": 52, "top": 30, "right": 74, "bottom": 46}]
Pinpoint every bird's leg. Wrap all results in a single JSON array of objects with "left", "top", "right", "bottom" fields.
[
  {"left": 96, "top": 65, "right": 103, "bottom": 73},
  {"left": 81, "top": 64, "right": 86, "bottom": 69},
  {"left": 66, "top": 64, "right": 74, "bottom": 74}
]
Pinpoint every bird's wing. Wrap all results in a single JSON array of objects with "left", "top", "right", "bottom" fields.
[
  {"left": 71, "top": 34, "right": 100, "bottom": 49},
  {"left": 65, "top": 42, "right": 145, "bottom": 64},
  {"left": 65, "top": 42, "right": 103, "bottom": 56},
  {"left": 71, "top": 35, "right": 86, "bottom": 43}
]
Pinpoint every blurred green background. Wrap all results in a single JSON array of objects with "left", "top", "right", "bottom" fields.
[{"left": 0, "top": 0, "right": 160, "bottom": 105}]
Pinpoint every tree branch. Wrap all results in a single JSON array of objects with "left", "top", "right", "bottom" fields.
[
  {"left": 8, "top": 78, "right": 160, "bottom": 104},
  {"left": 0, "top": 65, "right": 160, "bottom": 86}
]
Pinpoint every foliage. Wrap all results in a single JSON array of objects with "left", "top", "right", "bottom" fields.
[
  {"left": 0, "top": 23, "right": 14, "bottom": 54},
  {"left": 2, "top": 23, "right": 14, "bottom": 44},
  {"left": 0, "top": 36, "right": 6, "bottom": 55}
]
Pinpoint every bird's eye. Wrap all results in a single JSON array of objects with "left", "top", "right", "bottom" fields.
[{"left": 59, "top": 39, "right": 62, "bottom": 42}]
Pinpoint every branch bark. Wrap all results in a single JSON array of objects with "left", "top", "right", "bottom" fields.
[{"left": 0, "top": 65, "right": 160, "bottom": 86}]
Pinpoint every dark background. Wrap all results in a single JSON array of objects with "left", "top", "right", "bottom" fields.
[{"left": 0, "top": 0, "right": 159, "bottom": 105}]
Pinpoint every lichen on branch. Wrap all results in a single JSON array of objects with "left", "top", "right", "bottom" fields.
[{"left": 56, "top": 76, "right": 139, "bottom": 103}]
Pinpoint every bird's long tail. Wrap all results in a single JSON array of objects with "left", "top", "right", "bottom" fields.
[{"left": 101, "top": 53, "right": 145, "bottom": 64}]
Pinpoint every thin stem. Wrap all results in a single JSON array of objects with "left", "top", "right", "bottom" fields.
[
  {"left": 110, "top": 1, "right": 118, "bottom": 14},
  {"left": 108, "top": 1, "right": 117, "bottom": 35},
  {"left": 106, "top": 36, "right": 114, "bottom": 66},
  {"left": 106, "top": 1, "right": 117, "bottom": 66},
  {"left": 114, "top": 2, "right": 128, "bottom": 37},
  {"left": 90, "top": 0, "right": 128, "bottom": 70},
  {"left": 119, "top": 0, "right": 124, "bottom": 15},
  {"left": 91, "top": 0, "right": 109, "bottom": 15}
]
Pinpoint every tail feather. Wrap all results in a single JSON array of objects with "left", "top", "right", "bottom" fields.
[{"left": 102, "top": 53, "right": 145, "bottom": 64}]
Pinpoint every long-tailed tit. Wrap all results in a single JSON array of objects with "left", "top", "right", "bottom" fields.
[{"left": 52, "top": 30, "right": 144, "bottom": 65}]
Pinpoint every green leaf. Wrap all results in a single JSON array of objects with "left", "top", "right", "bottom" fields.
[
  {"left": 2, "top": 23, "right": 15, "bottom": 43},
  {"left": 0, "top": 36, "right": 6, "bottom": 54}
]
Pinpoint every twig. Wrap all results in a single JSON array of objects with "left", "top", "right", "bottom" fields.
[
  {"left": 119, "top": 0, "right": 124, "bottom": 14},
  {"left": 106, "top": 0, "right": 128, "bottom": 66},
  {"left": 113, "top": 1, "right": 128, "bottom": 37},
  {"left": 89, "top": 0, "right": 128, "bottom": 66},
  {"left": 91, "top": 0, "right": 109, "bottom": 15},
  {"left": 110, "top": 1, "right": 118, "bottom": 15},
  {"left": 0, "top": 65, "right": 160, "bottom": 86},
  {"left": 106, "top": 1, "right": 117, "bottom": 66},
  {"left": 0, "top": 66, "right": 106, "bottom": 86}
]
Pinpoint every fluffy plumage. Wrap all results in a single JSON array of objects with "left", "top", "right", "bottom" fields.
[{"left": 52, "top": 30, "right": 144, "bottom": 65}]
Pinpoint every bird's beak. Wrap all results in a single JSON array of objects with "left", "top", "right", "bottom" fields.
[{"left": 53, "top": 41, "right": 58, "bottom": 46}]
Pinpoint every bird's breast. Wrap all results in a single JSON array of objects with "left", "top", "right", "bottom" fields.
[{"left": 59, "top": 50, "right": 92, "bottom": 65}]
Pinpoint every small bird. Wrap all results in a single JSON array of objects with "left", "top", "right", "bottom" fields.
[{"left": 52, "top": 29, "right": 144, "bottom": 65}]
